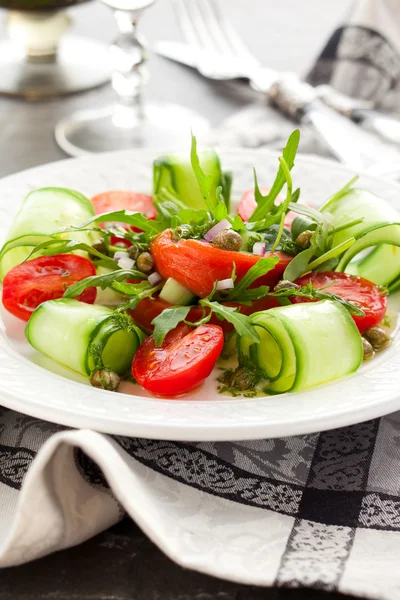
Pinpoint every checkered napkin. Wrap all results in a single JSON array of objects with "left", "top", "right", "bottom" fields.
[{"left": 1, "top": 408, "right": 400, "bottom": 600}]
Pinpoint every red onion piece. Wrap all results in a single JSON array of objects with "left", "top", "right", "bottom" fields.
[
  {"left": 216, "top": 278, "right": 235, "bottom": 291},
  {"left": 148, "top": 271, "right": 163, "bottom": 286},
  {"left": 204, "top": 219, "right": 231, "bottom": 242},
  {"left": 114, "top": 251, "right": 126, "bottom": 261},
  {"left": 118, "top": 255, "right": 136, "bottom": 270},
  {"left": 253, "top": 242, "right": 266, "bottom": 256}
]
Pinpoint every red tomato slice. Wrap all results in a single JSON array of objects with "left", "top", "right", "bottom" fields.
[
  {"left": 2, "top": 255, "right": 96, "bottom": 322},
  {"left": 237, "top": 187, "right": 269, "bottom": 222},
  {"left": 129, "top": 295, "right": 280, "bottom": 334},
  {"left": 237, "top": 188, "right": 308, "bottom": 228},
  {"left": 91, "top": 191, "right": 156, "bottom": 231},
  {"left": 292, "top": 271, "right": 387, "bottom": 332},
  {"left": 151, "top": 229, "right": 292, "bottom": 298},
  {"left": 109, "top": 236, "right": 132, "bottom": 248},
  {"left": 132, "top": 324, "right": 224, "bottom": 396}
]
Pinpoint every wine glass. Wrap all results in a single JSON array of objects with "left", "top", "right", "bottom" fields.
[
  {"left": 55, "top": 0, "right": 209, "bottom": 155},
  {"left": 0, "top": 0, "right": 111, "bottom": 100}
]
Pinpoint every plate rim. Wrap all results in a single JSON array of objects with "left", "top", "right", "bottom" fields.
[{"left": 2, "top": 148, "right": 400, "bottom": 440}]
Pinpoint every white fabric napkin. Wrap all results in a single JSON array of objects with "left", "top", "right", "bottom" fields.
[{"left": 1, "top": 407, "right": 400, "bottom": 600}]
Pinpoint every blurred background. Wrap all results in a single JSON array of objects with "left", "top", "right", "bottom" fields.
[{"left": 0, "top": 0, "right": 352, "bottom": 176}]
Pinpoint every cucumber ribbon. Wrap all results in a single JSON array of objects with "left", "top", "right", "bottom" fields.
[
  {"left": 26, "top": 299, "right": 146, "bottom": 377},
  {"left": 238, "top": 300, "right": 363, "bottom": 393}
]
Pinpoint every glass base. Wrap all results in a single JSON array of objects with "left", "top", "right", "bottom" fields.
[
  {"left": 55, "top": 103, "right": 210, "bottom": 156},
  {"left": 0, "top": 36, "right": 111, "bottom": 100}
]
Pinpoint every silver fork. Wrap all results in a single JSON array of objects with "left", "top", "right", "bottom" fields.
[
  {"left": 167, "top": 0, "right": 400, "bottom": 176},
  {"left": 171, "top": 0, "right": 276, "bottom": 88}
]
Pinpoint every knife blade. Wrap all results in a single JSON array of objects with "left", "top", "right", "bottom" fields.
[{"left": 155, "top": 40, "right": 400, "bottom": 160}]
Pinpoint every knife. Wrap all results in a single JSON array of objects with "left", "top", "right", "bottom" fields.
[{"left": 155, "top": 40, "right": 400, "bottom": 175}]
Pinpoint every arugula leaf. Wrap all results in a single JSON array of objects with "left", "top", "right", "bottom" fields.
[
  {"left": 283, "top": 247, "right": 314, "bottom": 281},
  {"left": 200, "top": 299, "right": 260, "bottom": 343},
  {"left": 225, "top": 286, "right": 270, "bottom": 305},
  {"left": 24, "top": 238, "right": 117, "bottom": 268},
  {"left": 115, "top": 283, "right": 163, "bottom": 311},
  {"left": 190, "top": 134, "right": 228, "bottom": 220},
  {"left": 65, "top": 211, "right": 164, "bottom": 236},
  {"left": 223, "top": 256, "right": 278, "bottom": 302},
  {"left": 287, "top": 202, "right": 326, "bottom": 224},
  {"left": 229, "top": 214, "right": 247, "bottom": 233},
  {"left": 314, "top": 289, "right": 365, "bottom": 316},
  {"left": 153, "top": 189, "right": 187, "bottom": 223},
  {"left": 152, "top": 306, "right": 192, "bottom": 347},
  {"left": 221, "top": 170, "right": 233, "bottom": 213},
  {"left": 307, "top": 237, "right": 356, "bottom": 271},
  {"left": 269, "top": 282, "right": 365, "bottom": 317},
  {"left": 249, "top": 129, "right": 300, "bottom": 222},
  {"left": 0, "top": 233, "right": 51, "bottom": 260},
  {"left": 64, "top": 269, "right": 145, "bottom": 298},
  {"left": 270, "top": 212, "right": 286, "bottom": 253},
  {"left": 321, "top": 175, "right": 359, "bottom": 210}
]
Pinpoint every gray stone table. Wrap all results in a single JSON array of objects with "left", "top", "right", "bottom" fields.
[{"left": 0, "top": 0, "right": 357, "bottom": 598}]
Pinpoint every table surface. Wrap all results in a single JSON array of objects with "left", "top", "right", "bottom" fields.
[{"left": 0, "top": 0, "right": 356, "bottom": 598}]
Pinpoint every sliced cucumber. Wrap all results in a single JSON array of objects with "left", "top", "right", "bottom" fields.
[
  {"left": 153, "top": 150, "right": 230, "bottom": 210},
  {"left": 336, "top": 222, "right": 400, "bottom": 285},
  {"left": 0, "top": 187, "right": 97, "bottom": 280},
  {"left": 159, "top": 277, "right": 196, "bottom": 305},
  {"left": 94, "top": 264, "right": 126, "bottom": 306},
  {"left": 25, "top": 298, "right": 146, "bottom": 377},
  {"left": 238, "top": 300, "right": 362, "bottom": 393},
  {"left": 321, "top": 188, "right": 400, "bottom": 287}
]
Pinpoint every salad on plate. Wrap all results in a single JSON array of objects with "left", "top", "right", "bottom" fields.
[{"left": 0, "top": 130, "right": 397, "bottom": 398}]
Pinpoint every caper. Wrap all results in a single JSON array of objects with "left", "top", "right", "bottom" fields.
[
  {"left": 136, "top": 251, "right": 154, "bottom": 274},
  {"left": 273, "top": 280, "right": 301, "bottom": 293},
  {"left": 90, "top": 370, "right": 121, "bottom": 392},
  {"left": 296, "top": 230, "right": 314, "bottom": 249},
  {"left": 92, "top": 240, "right": 107, "bottom": 254},
  {"left": 127, "top": 245, "right": 140, "bottom": 260},
  {"left": 230, "top": 367, "right": 257, "bottom": 391},
  {"left": 212, "top": 229, "right": 242, "bottom": 252},
  {"left": 363, "top": 326, "right": 390, "bottom": 351},
  {"left": 362, "top": 337, "right": 374, "bottom": 361}
]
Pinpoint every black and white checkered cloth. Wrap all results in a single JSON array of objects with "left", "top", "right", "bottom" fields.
[{"left": 0, "top": 409, "right": 400, "bottom": 599}]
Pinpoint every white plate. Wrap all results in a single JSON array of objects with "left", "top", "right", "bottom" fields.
[{"left": 1, "top": 149, "right": 400, "bottom": 441}]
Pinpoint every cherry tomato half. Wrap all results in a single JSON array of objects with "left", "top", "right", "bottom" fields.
[
  {"left": 2, "top": 254, "right": 96, "bottom": 321},
  {"left": 292, "top": 271, "right": 387, "bottom": 332},
  {"left": 91, "top": 191, "right": 156, "bottom": 232},
  {"left": 132, "top": 324, "right": 224, "bottom": 396},
  {"left": 151, "top": 229, "right": 292, "bottom": 298},
  {"left": 129, "top": 295, "right": 280, "bottom": 335}
]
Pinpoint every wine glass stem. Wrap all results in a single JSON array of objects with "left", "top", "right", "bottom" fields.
[{"left": 111, "top": 10, "right": 148, "bottom": 129}]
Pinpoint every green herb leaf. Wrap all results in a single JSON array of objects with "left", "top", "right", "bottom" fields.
[
  {"left": 152, "top": 306, "right": 192, "bottom": 347},
  {"left": 321, "top": 175, "right": 359, "bottom": 210},
  {"left": 65, "top": 211, "right": 164, "bottom": 236},
  {"left": 287, "top": 202, "right": 326, "bottom": 224},
  {"left": 112, "top": 280, "right": 152, "bottom": 296},
  {"left": 223, "top": 256, "right": 278, "bottom": 302},
  {"left": 269, "top": 282, "right": 365, "bottom": 317},
  {"left": 249, "top": 129, "right": 300, "bottom": 222},
  {"left": 200, "top": 299, "right": 260, "bottom": 343},
  {"left": 0, "top": 233, "right": 52, "bottom": 261},
  {"left": 190, "top": 134, "right": 228, "bottom": 220},
  {"left": 64, "top": 268, "right": 145, "bottom": 298},
  {"left": 283, "top": 247, "right": 314, "bottom": 281},
  {"left": 24, "top": 238, "right": 117, "bottom": 268},
  {"left": 115, "top": 283, "right": 163, "bottom": 311}
]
